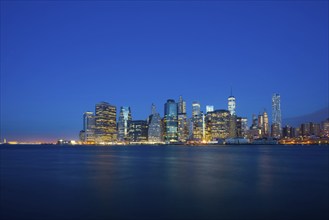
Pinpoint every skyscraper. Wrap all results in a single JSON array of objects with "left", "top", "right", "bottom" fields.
[
  {"left": 164, "top": 99, "right": 178, "bottom": 142},
  {"left": 236, "top": 117, "right": 248, "bottom": 138},
  {"left": 272, "top": 93, "right": 282, "bottom": 138},
  {"left": 82, "top": 111, "right": 95, "bottom": 143},
  {"left": 192, "top": 101, "right": 201, "bottom": 117},
  {"left": 95, "top": 102, "right": 117, "bottom": 143},
  {"left": 148, "top": 104, "right": 163, "bottom": 143},
  {"left": 128, "top": 120, "right": 148, "bottom": 142},
  {"left": 177, "top": 97, "right": 188, "bottom": 142},
  {"left": 117, "top": 106, "right": 132, "bottom": 142},
  {"left": 263, "top": 111, "right": 269, "bottom": 137},
  {"left": 229, "top": 114, "right": 237, "bottom": 138},
  {"left": 206, "top": 105, "right": 214, "bottom": 113},
  {"left": 205, "top": 109, "right": 230, "bottom": 141},
  {"left": 178, "top": 96, "right": 186, "bottom": 114},
  {"left": 257, "top": 111, "right": 269, "bottom": 138},
  {"left": 228, "top": 96, "right": 236, "bottom": 116},
  {"left": 191, "top": 101, "right": 203, "bottom": 141}
]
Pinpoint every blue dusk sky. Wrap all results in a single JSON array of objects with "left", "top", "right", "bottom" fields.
[{"left": 1, "top": 1, "right": 328, "bottom": 142}]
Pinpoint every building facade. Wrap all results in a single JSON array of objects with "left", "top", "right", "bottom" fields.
[
  {"left": 228, "top": 96, "right": 236, "bottom": 116},
  {"left": 272, "top": 93, "right": 282, "bottom": 138},
  {"left": 164, "top": 99, "right": 178, "bottom": 142},
  {"left": 117, "top": 106, "right": 132, "bottom": 142},
  {"left": 95, "top": 102, "right": 117, "bottom": 143},
  {"left": 81, "top": 111, "right": 95, "bottom": 143},
  {"left": 128, "top": 120, "right": 148, "bottom": 142},
  {"left": 148, "top": 104, "right": 163, "bottom": 143},
  {"left": 205, "top": 110, "right": 230, "bottom": 141}
]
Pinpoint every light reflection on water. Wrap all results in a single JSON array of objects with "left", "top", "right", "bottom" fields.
[{"left": 0, "top": 145, "right": 328, "bottom": 220}]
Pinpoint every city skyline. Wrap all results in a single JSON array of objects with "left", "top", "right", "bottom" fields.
[{"left": 1, "top": 1, "right": 328, "bottom": 142}]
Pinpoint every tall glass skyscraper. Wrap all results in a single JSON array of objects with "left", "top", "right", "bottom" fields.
[
  {"left": 95, "top": 102, "right": 117, "bottom": 143},
  {"left": 192, "top": 101, "right": 201, "bottom": 117},
  {"left": 272, "top": 93, "right": 282, "bottom": 138},
  {"left": 148, "top": 104, "right": 163, "bottom": 143},
  {"left": 178, "top": 96, "right": 186, "bottom": 114},
  {"left": 118, "top": 106, "right": 132, "bottom": 142},
  {"left": 206, "top": 105, "right": 214, "bottom": 113},
  {"left": 228, "top": 96, "right": 236, "bottom": 116},
  {"left": 177, "top": 96, "right": 188, "bottom": 142},
  {"left": 164, "top": 99, "right": 178, "bottom": 142},
  {"left": 83, "top": 112, "right": 95, "bottom": 142}
]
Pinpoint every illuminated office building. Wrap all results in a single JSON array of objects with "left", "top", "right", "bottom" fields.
[
  {"left": 191, "top": 101, "right": 203, "bottom": 141},
  {"left": 257, "top": 111, "right": 269, "bottom": 138},
  {"left": 192, "top": 112, "right": 204, "bottom": 141},
  {"left": 322, "top": 119, "right": 329, "bottom": 137},
  {"left": 236, "top": 117, "right": 248, "bottom": 138},
  {"left": 80, "top": 111, "right": 95, "bottom": 143},
  {"left": 178, "top": 113, "right": 188, "bottom": 142},
  {"left": 228, "top": 96, "right": 236, "bottom": 116},
  {"left": 192, "top": 101, "right": 201, "bottom": 117},
  {"left": 177, "top": 96, "right": 188, "bottom": 142},
  {"left": 271, "top": 123, "right": 281, "bottom": 139},
  {"left": 206, "top": 105, "right": 214, "bottom": 113},
  {"left": 229, "top": 114, "right": 237, "bottom": 138},
  {"left": 148, "top": 104, "right": 163, "bottom": 142},
  {"left": 164, "top": 99, "right": 178, "bottom": 142},
  {"left": 310, "top": 122, "right": 320, "bottom": 137},
  {"left": 95, "top": 102, "right": 117, "bottom": 143},
  {"left": 282, "top": 125, "right": 295, "bottom": 138},
  {"left": 205, "top": 109, "right": 230, "bottom": 141},
  {"left": 178, "top": 96, "right": 186, "bottom": 114},
  {"left": 272, "top": 93, "right": 282, "bottom": 138},
  {"left": 117, "top": 106, "right": 132, "bottom": 142},
  {"left": 263, "top": 111, "right": 269, "bottom": 137},
  {"left": 128, "top": 120, "right": 148, "bottom": 142}
]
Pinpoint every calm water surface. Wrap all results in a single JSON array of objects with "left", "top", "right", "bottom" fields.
[{"left": 0, "top": 145, "right": 328, "bottom": 220}]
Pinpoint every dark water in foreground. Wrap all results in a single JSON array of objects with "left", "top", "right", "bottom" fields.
[{"left": 0, "top": 145, "right": 328, "bottom": 220}]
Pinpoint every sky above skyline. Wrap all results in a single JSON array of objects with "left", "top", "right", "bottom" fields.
[{"left": 1, "top": 1, "right": 328, "bottom": 142}]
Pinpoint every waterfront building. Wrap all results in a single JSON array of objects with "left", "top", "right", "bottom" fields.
[
  {"left": 148, "top": 104, "right": 163, "bottom": 143},
  {"left": 177, "top": 96, "right": 188, "bottom": 142},
  {"left": 310, "top": 122, "right": 321, "bottom": 137},
  {"left": 282, "top": 125, "right": 295, "bottom": 138},
  {"left": 205, "top": 109, "right": 230, "bottom": 141},
  {"left": 248, "top": 114, "right": 260, "bottom": 139},
  {"left": 178, "top": 113, "right": 188, "bottom": 142},
  {"left": 295, "top": 127, "right": 301, "bottom": 137},
  {"left": 271, "top": 123, "right": 281, "bottom": 139},
  {"left": 178, "top": 96, "right": 186, "bottom": 114},
  {"left": 322, "top": 118, "right": 329, "bottom": 137},
  {"left": 250, "top": 114, "right": 258, "bottom": 130},
  {"left": 187, "top": 117, "right": 193, "bottom": 140},
  {"left": 95, "top": 102, "right": 117, "bottom": 143},
  {"left": 228, "top": 96, "right": 236, "bottom": 116},
  {"left": 263, "top": 111, "right": 269, "bottom": 137},
  {"left": 192, "top": 101, "right": 201, "bottom": 117},
  {"left": 236, "top": 117, "right": 248, "bottom": 138},
  {"left": 128, "top": 120, "right": 148, "bottom": 142},
  {"left": 272, "top": 93, "right": 282, "bottom": 138},
  {"left": 164, "top": 99, "right": 178, "bottom": 142},
  {"left": 257, "top": 111, "right": 269, "bottom": 138},
  {"left": 80, "top": 111, "right": 95, "bottom": 143},
  {"left": 301, "top": 123, "right": 310, "bottom": 137},
  {"left": 206, "top": 105, "right": 214, "bottom": 113},
  {"left": 192, "top": 112, "right": 204, "bottom": 141},
  {"left": 117, "top": 107, "right": 132, "bottom": 142},
  {"left": 229, "top": 114, "right": 237, "bottom": 138},
  {"left": 79, "top": 130, "right": 85, "bottom": 142}
]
